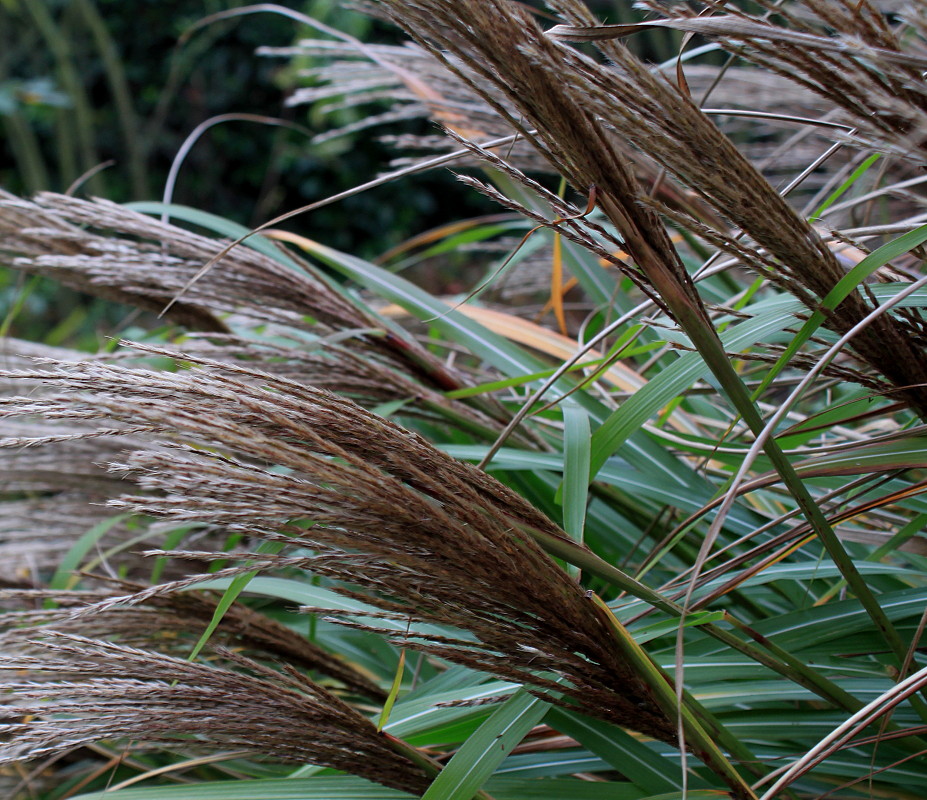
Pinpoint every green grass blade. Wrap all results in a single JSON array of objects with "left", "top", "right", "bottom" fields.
[
  {"left": 589, "top": 261, "right": 927, "bottom": 479},
  {"left": 587, "top": 594, "right": 759, "bottom": 797},
  {"left": 630, "top": 611, "right": 726, "bottom": 644},
  {"left": 736, "top": 586, "right": 927, "bottom": 653},
  {"left": 561, "top": 403, "right": 590, "bottom": 544},
  {"left": 378, "top": 648, "right": 406, "bottom": 731},
  {"left": 189, "top": 575, "right": 392, "bottom": 618},
  {"left": 48, "top": 513, "right": 130, "bottom": 592},
  {"left": 150, "top": 525, "right": 198, "bottom": 584},
  {"left": 126, "top": 202, "right": 304, "bottom": 268},
  {"left": 588, "top": 305, "right": 795, "bottom": 478},
  {"left": 190, "top": 576, "right": 451, "bottom": 642},
  {"left": 420, "top": 688, "right": 549, "bottom": 800},
  {"left": 489, "top": 170, "right": 618, "bottom": 306},
  {"left": 186, "top": 540, "right": 286, "bottom": 663},
  {"left": 545, "top": 707, "right": 686, "bottom": 793},
  {"left": 793, "top": 434, "right": 927, "bottom": 475},
  {"left": 809, "top": 153, "right": 880, "bottom": 221},
  {"left": 385, "top": 680, "right": 518, "bottom": 741},
  {"left": 72, "top": 776, "right": 655, "bottom": 800},
  {"left": 490, "top": 777, "right": 650, "bottom": 799},
  {"left": 444, "top": 359, "right": 606, "bottom": 399},
  {"left": 750, "top": 223, "right": 927, "bottom": 403},
  {"left": 441, "top": 445, "right": 766, "bottom": 538},
  {"left": 296, "top": 237, "right": 553, "bottom": 379},
  {"left": 71, "top": 776, "right": 414, "bottom": 799}
]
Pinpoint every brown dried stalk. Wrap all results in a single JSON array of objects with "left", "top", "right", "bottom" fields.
[
  {"left": 0, "top": 583, "right": 385, "bottom": 701},
  {"left": 639, "top": 0, "right": 927, "bottom": 161},
  {"left": 0, "top": 633, "right": 429, "bottom": 793}
]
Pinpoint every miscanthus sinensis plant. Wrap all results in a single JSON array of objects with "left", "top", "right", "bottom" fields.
[{"left": 2, "top": 1, "right": 927, "bottom": 798}]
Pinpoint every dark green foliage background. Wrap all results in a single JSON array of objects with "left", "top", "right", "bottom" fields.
[
  {"left": 0, "top": 0, "right": 491, "bottom": 344},
  {"left": 0, "top": 0, "right": 673, "bottom": 347},
  {"left": 0, "top": 1, "right": 475, "bottom": 248}
]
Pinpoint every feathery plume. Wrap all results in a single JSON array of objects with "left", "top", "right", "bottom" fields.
[
  {"left": 0, "top": 633, "right": 429, "bottom": 793},
  {"left": 369, "top": 0, "right": 927, "bottom": 415},
  {"left": 0, "top": 191, "right": 494, "bottom": 403},
  {"left": 0, "top": 353, "right": 677, "bottom": 743},
  {"left": 0, "top": 583, "right": 386, "bottom": 701},
  {"left": 639, "top": 0, "right": 927, "bottom": 161}
]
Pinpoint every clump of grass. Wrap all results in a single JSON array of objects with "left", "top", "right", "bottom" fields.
[{"left": 1, "top": 2, "right": 927, "bottom": 799}]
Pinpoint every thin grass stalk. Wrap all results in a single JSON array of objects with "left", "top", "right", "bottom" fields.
[
  {"left": 23, "top": 0, "right": 103, "bottom": 194},
  {"left": 72, "top": 0, "right": 147, "bottom": 198},
  {"left": 756, "top": 664, "right": 927, "bottom": 800},
  {"left": 161, "top": 114, "right": 314, "bottom": 223},
  {"left": 658, "top": 284, "right": 927, "bottom": 729},
  {"left": 682, "top": 315, "right": 922, "bottom": 691},
  {"left": 154, "top": 131, "right": 522, "bottom": 328}
]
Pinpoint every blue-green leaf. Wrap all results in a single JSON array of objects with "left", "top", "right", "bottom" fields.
[
  {"left": 561, "top": 403, "right": 591, "bottom": 544},
  {"left": 421, "top": 688, "right": 549, "bottom": 800},
  {"left": 545, "top": 707, "right": 685, "bottom": 793},
  {"left": 125, "top": 202, "right": 304, "bottom": 270}
]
